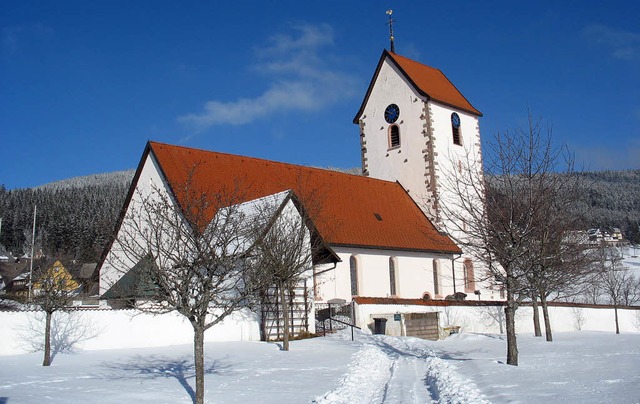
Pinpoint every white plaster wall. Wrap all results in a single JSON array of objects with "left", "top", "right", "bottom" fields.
[
  {"left": 2, "top": 305, "right": 636, "bottom": 356},
  {"left": 360, "top": 59, "right": 428, "bottom": 201},
  {"left": 0, "top": 309, "right": 260, "bottom": 356},
  {"left": 314, "top": 247, "right": 481, "bottom": 302},
  {"left": 100, "top": 153, "right": 173, "bottom": 296},
  {"left": 429, "top": 102, "right": 481, "bottom": 167},
  {"left": 429, "top": 101, "right": 483, "bottom": 236},
  {"left": 356, "top": 304, "right": 640, "bottom": 336}
]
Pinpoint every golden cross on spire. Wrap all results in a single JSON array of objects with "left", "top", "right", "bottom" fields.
[{"left": 386, "top": 9, "right": 395, "bottom": 53}]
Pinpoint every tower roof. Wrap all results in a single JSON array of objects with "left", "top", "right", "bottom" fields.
[{"left": 354, "top": 50, "right": 482, "bottom": 123}]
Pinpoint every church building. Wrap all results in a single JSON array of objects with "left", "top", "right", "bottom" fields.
[{"left": 98, "top": 47, "right": 497, "bottom": 337}]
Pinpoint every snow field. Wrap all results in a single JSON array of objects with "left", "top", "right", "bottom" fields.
[{"left": 1, "top": 328, "right": 639, "bottom": 403}]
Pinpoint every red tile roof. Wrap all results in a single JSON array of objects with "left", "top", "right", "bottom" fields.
[
  {"left": 148, "top": 142, "right": 461, "bottom": 254},
  {"left": 354, "top": 50, "right": 482, "bottom": 123}
]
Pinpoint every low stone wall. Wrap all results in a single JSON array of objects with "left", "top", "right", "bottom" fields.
[{"left": 0, "top": 308, "right": 260, "bottom": 356}]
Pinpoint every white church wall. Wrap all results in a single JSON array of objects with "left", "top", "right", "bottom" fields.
[
  {"left": 315, "top": 246, "right": 464, "bottom": 302},
  {"left": 99, "top": 153, "right": 172, "bottom": 297},
  {"left": 428, "top": 101, "right": 494, "bottom": 300},
  {"left": 359, "top": 58, "right": 428, "bottom": 202},
  {"left": 429, "top": 100, "right": 483, "bottom": 238}
]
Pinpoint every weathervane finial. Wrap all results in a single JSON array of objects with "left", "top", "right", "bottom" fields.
[{"left": 386, "top": 9, "right": 395, "bottom": 53}]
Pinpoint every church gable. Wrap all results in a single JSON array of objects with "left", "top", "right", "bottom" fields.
[{"left": 353, "top": 50, "right": 481, "bottom": 123}]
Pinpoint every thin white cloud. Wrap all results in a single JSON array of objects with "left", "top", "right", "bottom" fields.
[
  {"left": 178, "top": 23, "right": 357, "bottom": 130},
  {"left": 583, "top": 24, "right": 640, "bottom": 60},
  {"left": 1, "top": 23, "right": 53, "bottom": 55},
  {"left": 575, "top": 141, "right": 640, "bottom": 171}
]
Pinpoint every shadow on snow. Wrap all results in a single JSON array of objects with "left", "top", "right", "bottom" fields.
[{"left": 101, "top": 354, "right": 231, "bottom": 404}]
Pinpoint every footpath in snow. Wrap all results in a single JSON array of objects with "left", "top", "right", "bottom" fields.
[{"left": 314, "top": 332, "right": 488, "bottom": 404}]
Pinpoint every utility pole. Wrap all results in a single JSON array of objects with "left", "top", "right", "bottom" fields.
[{"left": 28, "top": 205, "right": 36, "bottom": 301}]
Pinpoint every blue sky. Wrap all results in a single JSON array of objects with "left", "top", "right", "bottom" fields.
[{"left": 1, "top": 1, "right": 639, "bottom": 189}]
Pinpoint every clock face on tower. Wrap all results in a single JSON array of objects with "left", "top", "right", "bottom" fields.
[
  {"left": 384, "top": 104, "right": 400, "bottom": 124},
  {"left": 451, "top": 112, "right": 461, "bottom": 128}
]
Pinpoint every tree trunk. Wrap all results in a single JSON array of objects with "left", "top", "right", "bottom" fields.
[
  {"left": 193, "top": 325, "right": 205, "bottom": 404},
  {"left": 43, "top": 310, "right": 52, "bottom": 366},
  {"left": 260, "top": 303, "right": 268, "bottom": 342},
  {"left": 614, "top": 306, "right": 620, "bottom": 334},
  {"left": 540, "top": 293, "right": 553, "bottom": 342},
  {"left": 280, "top": 284, "right": 290, "bottom": 351},
  {"left": 531, "top": 295, "right": 542, "bottom": 337},
  {"left": 504, "top": 290, "right": 519, "bottom": 366}
]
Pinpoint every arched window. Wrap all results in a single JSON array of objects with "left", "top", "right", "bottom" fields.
[
  {"left": 464, "top": 259, "right": 475, "bottom": 292},
  {"left": 432, "top": 259, "right": 441, "bottom": 296},
  {"left": 350, "top": 256, "right": 359, "bottom": 296},
  {"left": 389, "top": 257, "right": 397, "bottom": 296},
  {"left": 388, "top": 125, "right": 400, "bottom": 148},
  {"left": 451, "top": 112, "right": 462, "bottom": 146}
]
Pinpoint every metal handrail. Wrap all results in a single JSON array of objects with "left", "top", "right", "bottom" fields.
[{"left": 318, "top": 315, "right": 361, "bottom": 341}]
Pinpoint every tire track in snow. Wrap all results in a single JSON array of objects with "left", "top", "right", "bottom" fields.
[
  {"left": 381, "top": 356, "right": 431, "bottom": 403},
  {"left": 377, "top": 335, "right": 489, "bottom": 403},
  {"left": 314, "top": 334, "right": 490, "bottom": 404},
  {"left": 312, "top": 345, "right": 392, "bottom": 404}
]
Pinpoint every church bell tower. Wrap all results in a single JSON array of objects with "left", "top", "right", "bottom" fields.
[{"left": 353, "top": 49, "right": 483, "bottom": 235}]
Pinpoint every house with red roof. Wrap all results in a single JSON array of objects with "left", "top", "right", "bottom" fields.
[{"left": 98, "top": 49, "right": 497, "bottom": 338}]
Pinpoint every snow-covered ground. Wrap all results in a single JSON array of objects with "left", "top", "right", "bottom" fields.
[
  {"left": 1, "top": 330, "right": 639, "bottom": 403},
  {"left": 1, "top": 244, "right": 638, "bottom": 402}
]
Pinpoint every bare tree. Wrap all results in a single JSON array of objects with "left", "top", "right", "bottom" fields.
[
  {"left": 244, "top": 191, "right": 316, "bottom": 351},
  {"left": 597, "top": 246, "right": 640, "bottom": 334},
  {"left": 571, "top": 307, "right": 586, "bottom": 331},
  {"left": 441, "top": 113, "right": 577, "bottom": 365},
  {"left": 31, "top": 259, "right": 80, "bottom": 366},
  {"left": 17, "top": 311, "right": 98, "bottom": 360},
  {"left": 106, "top": 171, "right": 256, "bottom": 404},
  {"left": 530, "top": 292, "right": 542, "bottom": 337},
  {"left": 527, "top": 220, "right": 594, "bottom": 342},
  {"left": 479, "top": 305, "right": 506, "bottom": 334}
]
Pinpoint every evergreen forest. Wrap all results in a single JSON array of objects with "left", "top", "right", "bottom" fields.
[{"left": 0, "top": 168, "right": 638, "bottom": 265}]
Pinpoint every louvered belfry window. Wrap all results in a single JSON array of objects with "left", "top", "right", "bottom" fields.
[
  {"left": 389, "top": 125, "right": 400, "bottom": 148},
  {"left": 451, "top": 112, "right": 462, "bottom": 145}
]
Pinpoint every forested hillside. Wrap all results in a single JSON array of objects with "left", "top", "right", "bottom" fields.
[
  {"left": 0, "top": 171, "right": 133, "bottom": 262},
  {"left": 0, "top": 168, "right": 637, "bottom": 264},
  {"left": 577, "top": 170, "right": 640, "bottom": 243}
]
